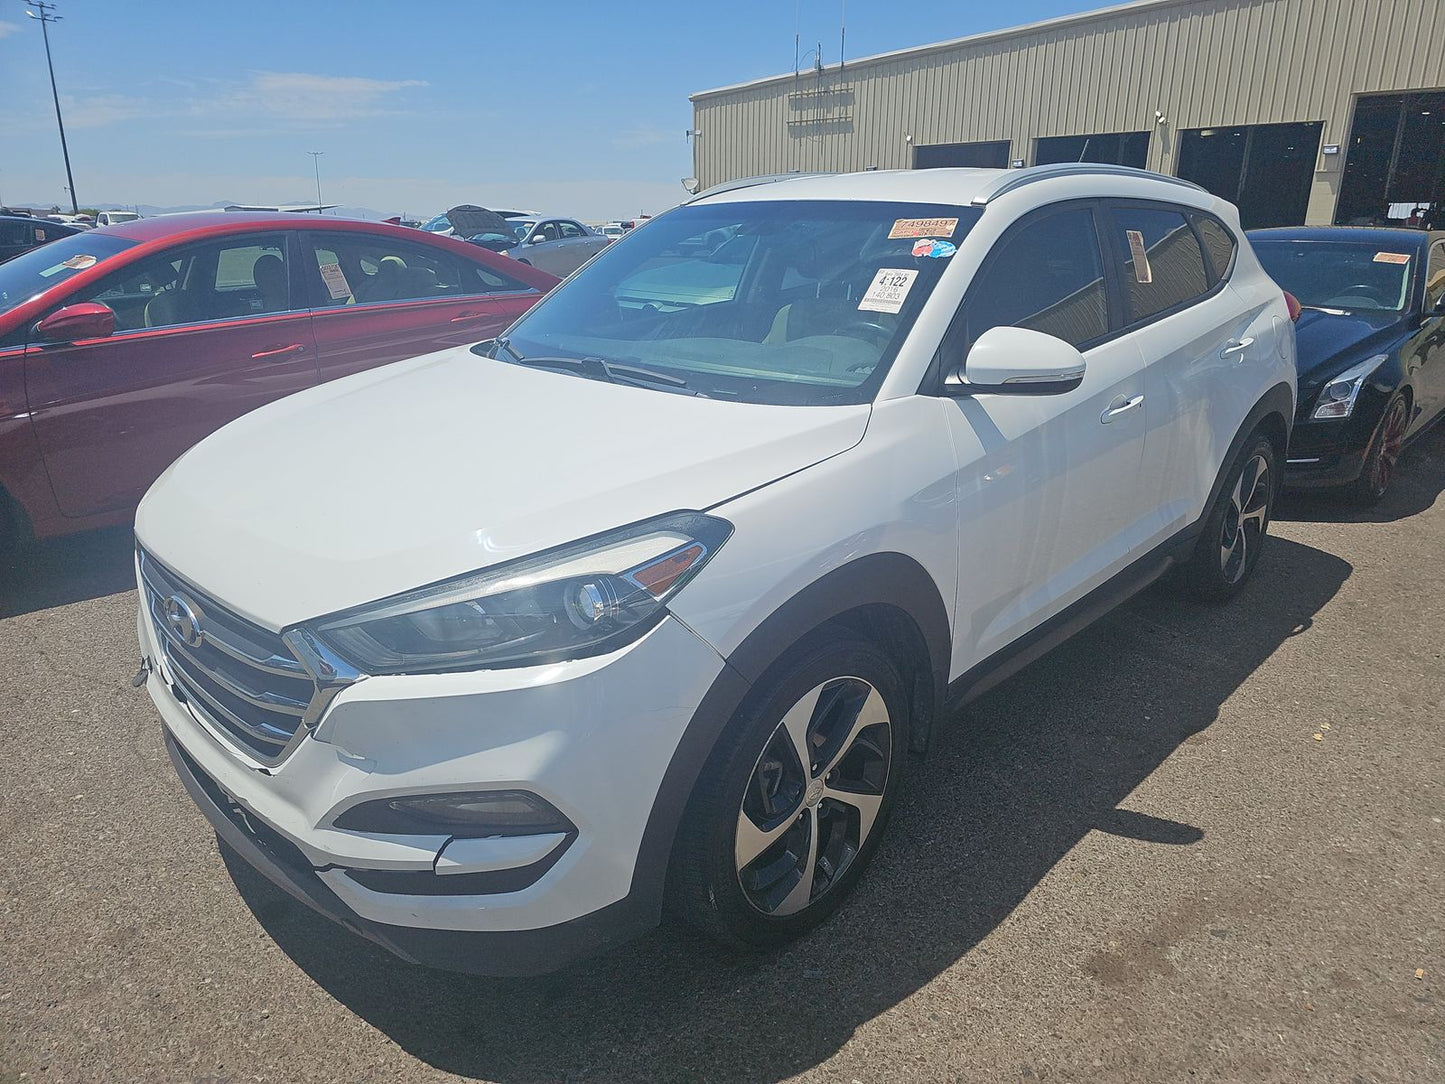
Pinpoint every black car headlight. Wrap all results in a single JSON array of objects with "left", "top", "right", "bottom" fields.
[
  {"left": 1311, "top": 354, "right": 1388, "bottom": 420},
  {"left": 303, "top": 512, "right": 731, "bottom": 675}
]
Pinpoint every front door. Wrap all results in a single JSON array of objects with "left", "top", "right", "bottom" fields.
[
  {"left": 299, "top": 230, "right": 544, "bottom": 383},
  {"left": 940, "top": 202, "right": 1149, "bottom": 672},
  {"left": 23, "top": 231, "right": 318, "bottom": 518}
]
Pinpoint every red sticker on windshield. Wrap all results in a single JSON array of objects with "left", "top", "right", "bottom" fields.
[{"left": 1373, "top": 252, "right": 1410, "bottom": 264}]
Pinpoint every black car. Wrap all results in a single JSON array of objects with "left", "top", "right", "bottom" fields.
[
  {"left": 1249, "top": 227, "right": 1445, "bottom": 502},
  {"left": 0, "top": 214, "right": 80, "bottom": 264}
]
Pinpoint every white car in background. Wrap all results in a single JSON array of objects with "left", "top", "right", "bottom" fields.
[
  {"left": 96, "top": 210, "right": 142, "bottom": 227},
  {"left": 135, "top": 164, "right": 1295, "bottom": 976}
]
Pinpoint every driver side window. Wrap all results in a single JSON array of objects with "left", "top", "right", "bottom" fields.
[{"left": 80, "top": 253, "right": 185, "bottom": 332}]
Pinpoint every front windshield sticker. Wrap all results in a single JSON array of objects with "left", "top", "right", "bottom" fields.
[
  {"left": 34, "top": 228, "right": 46, "bottom": 241},
  {"left": 858, "top": 268, "right": 919, "bottom": 313},
  {"left": 1125, "top": 230, "right": 1153, "bottom": 283},
  {"left": 1373, "top": 252, "right": 1411, "bottom": 265},
  {"left": 889, "top": 217, "right": 959, "bottom": 239},
  {"left": 911, "top": 238, "right": 956, "bottom": 258},
  {"left": 60, "top": 254, "right": 97, "bottom": 271},
  {"left": 319, "top": 261, "right": 352, "bottom": 299}
]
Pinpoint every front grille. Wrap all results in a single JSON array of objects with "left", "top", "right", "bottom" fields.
[{"left": 140, "top": 549, "right": 317, "bottom": 764}]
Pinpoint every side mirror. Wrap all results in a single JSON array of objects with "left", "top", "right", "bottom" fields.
[
  {"left": 34, "top": 302, "right": 116, "bottom": 344},
  {"left": 943, "top": 325, "right": 1086, "bottom": 396},
  {"left": 529, "top": 234, "right": 547, "bottom": 244}
]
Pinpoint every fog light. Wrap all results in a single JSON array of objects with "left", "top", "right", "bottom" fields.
[{"left": 333, "top": 789, "right": 573, "bottom": 837}]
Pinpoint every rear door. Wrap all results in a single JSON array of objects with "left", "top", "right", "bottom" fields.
[
  {"left": 299, "top": 229, "right": 546, "bottom": 382},
  {"left": 557, "top": 219, "right": 607, "bottom": 273},
  {"left": 23, "top": 230, "right": 318, "bottom": 518},
  {"left": 1103, "top": 202, "right": 1260, "bottom": 549},
  {"left": 1420, "top": 238, "right": 1445, "bottom": 425}
]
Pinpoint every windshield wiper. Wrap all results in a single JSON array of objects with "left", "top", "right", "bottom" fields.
[{"left": 492, "top": 338, "right": 690, "bottom": 392}]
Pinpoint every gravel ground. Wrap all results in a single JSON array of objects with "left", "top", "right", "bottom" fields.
[{"left": 1, "top": 426, "right": 1442, "bottom": 1084}]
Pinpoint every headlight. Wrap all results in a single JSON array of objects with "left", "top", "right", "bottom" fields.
[
  {"left": 1311, "top": 354, "right": 1388, "bottom": 420},
  {"left": 307, "top": 512, "right": 732, "bottom": 674}
]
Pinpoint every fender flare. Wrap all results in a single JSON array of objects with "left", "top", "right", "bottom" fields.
[
  {"left": 1193, "top": 380, "right": 1295, "bottom": 537},
  {"left": 627, "top": 552, "right": 952, "bottom": 918}
]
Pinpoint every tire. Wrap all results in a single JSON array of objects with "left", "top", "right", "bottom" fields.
[
  {"left": 667, "top": 631, "right": 909, "bottom": 948},
  {"left": 1349, "top": 392, "right": 1408, "bottom": 506},
  {"left": 1180, "top": 433, "right": 1278, "bottom": 603}
]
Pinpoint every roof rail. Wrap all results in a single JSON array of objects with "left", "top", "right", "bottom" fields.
[
  {"left": 970, "top": 163, "right": 1206, "bottom": 205},
  {"left": 687, "top": 172, "right": 835, "bottom": 203}
]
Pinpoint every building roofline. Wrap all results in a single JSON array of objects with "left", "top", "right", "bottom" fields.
[{"left": 690, "top": 0, "right": 1198, "bottom": 101}]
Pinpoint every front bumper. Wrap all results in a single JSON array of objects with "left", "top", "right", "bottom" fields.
[{"left": 140, "top": 603, "right": 729, "bottom": 974}]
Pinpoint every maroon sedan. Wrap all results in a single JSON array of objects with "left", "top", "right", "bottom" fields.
[{"left": 0, "top": 213, "right": 558, "bottom": 543}]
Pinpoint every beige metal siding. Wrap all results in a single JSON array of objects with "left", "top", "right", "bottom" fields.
[{"left": 690, "top": 0, "right": 1445, "bottom": 223}]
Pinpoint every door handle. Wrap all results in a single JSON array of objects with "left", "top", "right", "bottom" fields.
[
  {"left": 251, "top": 343, "right": 307, "bottom": 360},
  {"left": 1220, "top": 337, "right": 1255, "bottom": 359},
  {"left": 1100, "top": 394, "right": 1144, "bottom": 424},
  {"left": 450, "top": 310, "right": 488, "bottom": 324}
]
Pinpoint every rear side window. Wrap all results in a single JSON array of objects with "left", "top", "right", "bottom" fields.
[
  {"left": 1427, "top": 241, "right": 1445, "bottom": 312},
  {"left": 964, "top": 206, "right": 1109, "bottom": 349},
  {"left": 1109, "top": 206, "right": 1211, "bottom": 322},
  {"left": 1192, "top": 215, "right": 1238, "bottom": 284},
  {"left": 303, "top": 233, "right": 532, "bottom": 307}
]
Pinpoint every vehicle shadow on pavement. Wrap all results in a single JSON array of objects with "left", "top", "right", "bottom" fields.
[
  {"left": 227, "top": 535, "right": 1350, "bottom": 1083},
  {"left": 0, "top": 525, "right": 136, "bottom": 618},
  {"left": 1277, "top": 421, "right": 1445, "bottom": 525}
]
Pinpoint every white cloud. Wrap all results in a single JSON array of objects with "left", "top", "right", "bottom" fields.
[
  {"left": 0, "top": 20, "right": 21, "bottom": 39},
  {"left": 60, "top": 94, "right": 150, "bottom": 129},
  {"left": 612, "top": 124, "right": 679, "bottom": 150},
  {"left": 227, "top": 71, "right": 429, "bottom": 122}
]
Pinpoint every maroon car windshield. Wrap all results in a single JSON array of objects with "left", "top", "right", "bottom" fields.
[{"left": 0, "top": 232, "right": 137, "bottom": 315}]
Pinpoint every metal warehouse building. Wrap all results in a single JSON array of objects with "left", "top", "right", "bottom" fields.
[{"left": 688, "top": 0, "right": 1445, "bottom": 229}]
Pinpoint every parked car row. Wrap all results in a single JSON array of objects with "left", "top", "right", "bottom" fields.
[{"left": 4, "top": 164, "right": 1441, "bottom": 981}]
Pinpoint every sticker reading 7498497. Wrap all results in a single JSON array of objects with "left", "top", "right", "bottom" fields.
[
  {"left": 858, "top": 268, "right": 919, "bottom": 313},
  {"left": 889, "top": 217, "right": 959, "bottom": 239}
]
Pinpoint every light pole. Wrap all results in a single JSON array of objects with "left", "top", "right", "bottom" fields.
[
  {"left": 25, "top": 0, "right": 78, "bottom": 215},
  {"left": 307, "top": 151, "right": 324, "bottom": 213}
]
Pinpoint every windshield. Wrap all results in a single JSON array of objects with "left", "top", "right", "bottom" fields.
[
  {"left": 1253, "top": 240, "right": 1414, "bottom": 314},
  {"left": 105, "top": 212, "right": 140, "bottom": 224},
  {"left": 510, "top": 219, "right": 536, "bottom": 241},
  {"left": 421, "top": 213, "right": 452, "bottom": 232},
  {"left": 0, "top": 232, "right": 138, "bottom": 315},
  {"left": 483, "top": 199, "right": 981, "bottom": 405}
]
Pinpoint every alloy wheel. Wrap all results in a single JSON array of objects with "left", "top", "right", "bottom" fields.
[
  {"left": 1219, "top": 453, "right": 1271, "bottom": 585},
  {"left": 1369, "top": 397, "right": 1408, "bottom": 495},
  {"left": 734, "top": 677, "right": 892, "bottom": 916}
]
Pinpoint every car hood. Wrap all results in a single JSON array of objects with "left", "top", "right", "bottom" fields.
[
  {"left": 1293, "top": 308, "right": 1406, "bottom": 390},
  {"left": 445, "top": 205, "right": 513, "bottom": 240},
  {"left": 135, "top": 349, "right": 871, "bottom": 630}
]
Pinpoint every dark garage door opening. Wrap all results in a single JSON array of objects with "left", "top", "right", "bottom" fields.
[
  {"left": 1035, "top": 131, "right": 1149, "bottom": 168},
  {"left": 1337, "top": 91, "right": 1445, "bottom": 225},
  {"left": 913, "top": 140, "right": 1011, "bottom": 169},
  {"left": 1177, "top": 121, "right": 1323, "bottom": 230}
]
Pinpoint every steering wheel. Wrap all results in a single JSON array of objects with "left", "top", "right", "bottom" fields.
[{"left": 834, "top": 318, "right": 894, "bottom": 347}]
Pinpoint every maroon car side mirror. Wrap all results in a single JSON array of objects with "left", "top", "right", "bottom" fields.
[{"left": 34, "top": 302, "right": 117, "bottom": 344}]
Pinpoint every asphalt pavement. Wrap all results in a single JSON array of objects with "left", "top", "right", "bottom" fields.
[{"left": 2, "top": 427, "right": 1442, "bottom": 1083}]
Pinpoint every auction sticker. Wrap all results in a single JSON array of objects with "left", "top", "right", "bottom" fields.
[
  {"left": 1373, "top": 251, "right": 1411, "bottom": 265},
  {"left": 889, "top": 217, "right": 959, "bottom": 239},
  {"left": 60, "top": 254, "right": 97, "bottom": 270},
  {"left": 319, "top": 261, "right": 352, "bottom": 300},
  {"left": 1125, "top": 230, "right": 1153, "bottom": 283},
  {"left": 858, "top": 268, "right": 919, "bottom": 313}
]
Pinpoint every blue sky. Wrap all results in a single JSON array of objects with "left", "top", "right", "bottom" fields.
[{"left": 2, "top": 0, "right": 1101, "bottom": 220}]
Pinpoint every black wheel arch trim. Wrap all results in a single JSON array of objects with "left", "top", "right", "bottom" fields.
[{"left": 630, "top": 552, "right": 951, "bottom": 923}]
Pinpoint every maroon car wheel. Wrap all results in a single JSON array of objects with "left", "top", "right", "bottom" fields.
[{"left": 1354, "top": 393, "right": 1408, "bottom": 505}]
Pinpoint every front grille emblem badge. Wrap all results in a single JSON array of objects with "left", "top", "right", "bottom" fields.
[{"left": 163, "top": 594, "right": 205, "bottom": 649}]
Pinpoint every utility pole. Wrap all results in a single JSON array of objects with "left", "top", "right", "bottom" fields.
[
  {"left": 307, "top": 151, "right": 324, "bottom": 213},
  {"left": 25, "top": 1, "right": 78, "bottom": 214}
]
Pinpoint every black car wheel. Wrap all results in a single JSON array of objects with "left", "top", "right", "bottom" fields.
[
  {"left": 1180, "top": 433, "right": 1277, "bottom": 603},
  {"left": 667, "top": 632, "right": 907, "bottom": 948},
  {"left": 1351, "top": 392, "right": 1408, "bottom": 505}
]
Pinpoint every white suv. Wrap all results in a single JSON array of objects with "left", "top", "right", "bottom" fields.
[{"left": 135, "top": 165, "right": 1295, "bottom": 975}]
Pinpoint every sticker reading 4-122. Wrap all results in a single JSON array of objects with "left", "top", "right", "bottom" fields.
[{"left": 858, "top": 268, "right": 919, "bottom": 314}]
